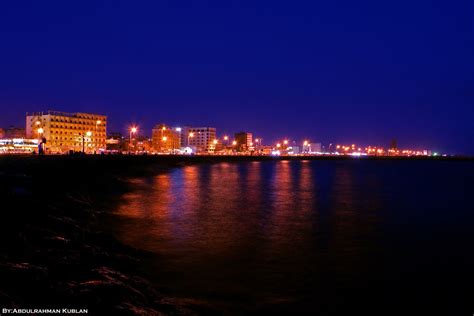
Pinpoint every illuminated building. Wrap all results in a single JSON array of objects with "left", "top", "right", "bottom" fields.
[
  {"left": 183, "top": 126, "right": 216, "bottom": 152},
  {"left": 234, "top": 132, "right": 253, "bottom": 151},
  {"left": 152, "top": 124, "right": 180, "bottom": 152},
  {"left": 4, "top": 126, "right": 26, "bottom": 138},
  {"left": 106, "top": 132, "right": 126, "bottom": 151},
  {"left": 26, "top": 111, "right": 107, "bottom": 153},
  {"left": 0, "top": 128, "right": 4, "bottom": 139},
  {"left": 303, "top": 142, "right": 322, "bottom": 153},
  {"left": 0, "top": 138, "right": 38, "bottom": 154}
]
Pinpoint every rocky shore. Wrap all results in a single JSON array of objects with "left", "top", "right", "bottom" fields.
[{"left": 0, "top": 155, "right": 225, "bottom": 315}]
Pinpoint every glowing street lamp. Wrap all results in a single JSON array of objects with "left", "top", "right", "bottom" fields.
[
  {"left": 232, "top": 140, "right": 237, "bottom": 146},
  {"left": 36, "top": 127, "right": 44, "bottom": 143},
  {"left": 212, "top": 139, "right": 218, "bottom": 152},
  {"left": 276, "top": 143, "right": 281, "bottom": 148},
  {"left": 82, "top": 131, "right": 92, "bottom": 153},
  {"left": 130, "top": 126, "right": 138, "bottom": 153}
]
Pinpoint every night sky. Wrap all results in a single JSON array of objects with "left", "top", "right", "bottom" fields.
[{"left": 0, "top": 0, "right": 472, "bottom": 154}]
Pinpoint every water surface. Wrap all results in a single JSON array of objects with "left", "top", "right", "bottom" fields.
[{"left": 112, "top": 160, "right": 474, "bottom": 314}]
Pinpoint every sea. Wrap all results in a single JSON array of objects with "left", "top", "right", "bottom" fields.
[{"left": 111, "top": 159, "right": 474, "bottom": 315}]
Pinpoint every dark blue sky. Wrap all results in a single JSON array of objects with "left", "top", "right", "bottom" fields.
[{"left": 0, "top": 0, "right": 473, "bottom": 154}]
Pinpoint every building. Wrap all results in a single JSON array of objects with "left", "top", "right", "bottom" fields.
[
  {"left": 151, "top": 124, "right": 181, "bottom": 152},
  {"left": 4, "top": 126, "right": 26, "bottom": 139},
  {"left": 0, "top": 138, "right": 38, "bottom": 154},
  {"left": 106, "top": 132, "right": 125, "bottom": 152},
  {"left": 26, "top": 111, "right": 107, "bottom": 153},
  {"left": 303, "top": 142, "right": 322, "bottom": 153},
  {"left": 0, "top": 128, "right": 5, "bottom": 139},
  {"left": 234, "top": 132, "right": 253, "bottom": 151},
  {"left": 183, "top": 126, "right": 216, "bottom": 152}
]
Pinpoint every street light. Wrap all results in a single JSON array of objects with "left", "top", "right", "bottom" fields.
[
  {"left": 161, "top": 136, "right": 168, "bottom": 152},
  {"left": 82, "top": 131, "right": 92, "bottom": 153},
  {"left": 212, "top": 139, "right": 218, "bottom": 153},
  {"left": 37, "top": 128, "right": 44, "bottom": 149},
  {"left": 130, "top": 126, "right": 137, "bottom": 154}
]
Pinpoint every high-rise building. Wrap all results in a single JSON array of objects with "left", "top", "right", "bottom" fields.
[
  {"left": 234, "top": 132, "right": 253, "bottom": 151},
  {"left": 26, "top": 111, "right": 107, "bottom": 153},
  {"left": 183, "top": 126, "right": 216, "bottom": 152},
  {"left": 151, "top": 124, "right": 180, "bottom": 152}
]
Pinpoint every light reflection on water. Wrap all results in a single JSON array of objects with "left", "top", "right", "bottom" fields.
[{"left": 112, "top": 160, "right": 474, "bottom": 314}]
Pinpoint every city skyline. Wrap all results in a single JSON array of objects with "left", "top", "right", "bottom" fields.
[{"left": 0, "top": 1, "right": 472, "bottom": 154}]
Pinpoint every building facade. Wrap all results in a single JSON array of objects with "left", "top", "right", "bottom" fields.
[
  {"left": 26, "top": 111, "right": 107, "bottom": 153},
  {"left": 184, "top": 127, "right": 216, "bottom": 152},
  {"left": 151, "top": 124, "right": 181, "bottom": 152},
  {"left": 0, "top": 138, "right": 38, "bottom": 154},
  {"left": 234, "top": 132, "right": 253, "bottom": 151},
  {"left": 303, "top": 142, "right": 322, "bottom": 153},
  {"left": 4, "top": 126, "right": 26, "bottom": 139}
]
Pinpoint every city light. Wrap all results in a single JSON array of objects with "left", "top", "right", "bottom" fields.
[{"left": 18, "top": 112, "right": 438, "bottom": 156}]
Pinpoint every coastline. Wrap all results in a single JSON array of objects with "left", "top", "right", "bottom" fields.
[{"left": 0, "top": 156, "right": 220, "bottom": 315}]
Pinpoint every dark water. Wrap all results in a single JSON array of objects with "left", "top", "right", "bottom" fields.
[{"left": 112, "top": 160, "right": 474, "bottom": 315}]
